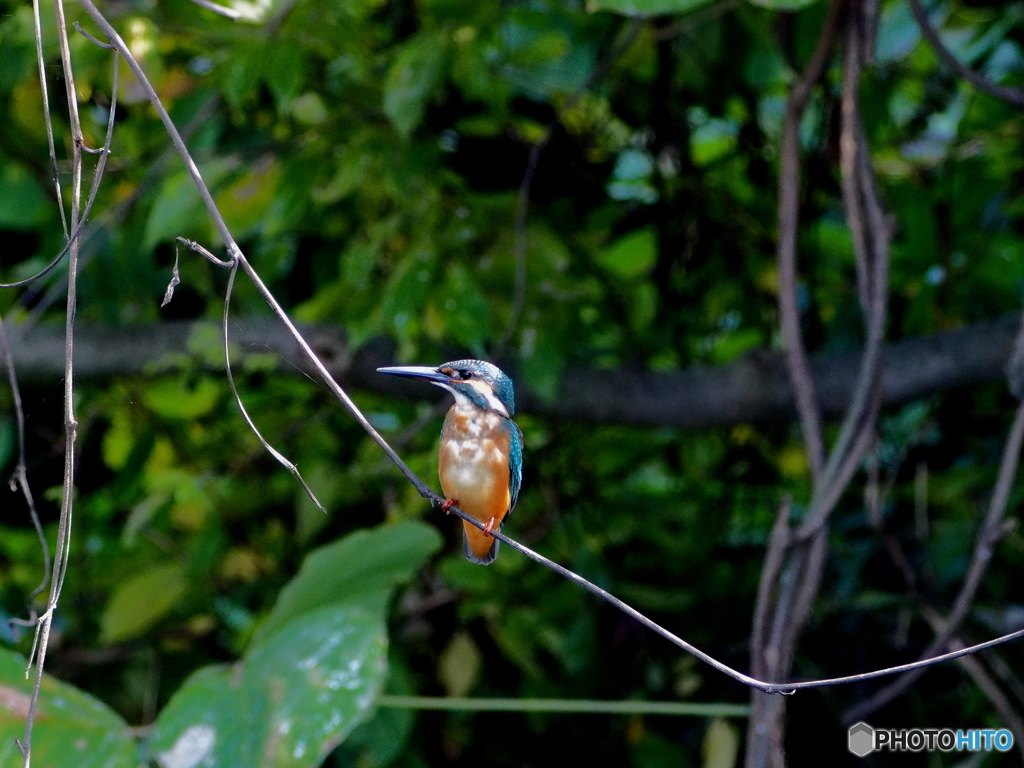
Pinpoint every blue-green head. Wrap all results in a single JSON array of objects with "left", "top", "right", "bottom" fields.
[{"left": 377, "top": 359, "right": 515, "bottom": 418}]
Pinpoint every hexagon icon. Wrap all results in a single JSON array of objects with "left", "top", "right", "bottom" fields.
[{"left": 848, "top": 722, "right": 875, "bottom": 757}]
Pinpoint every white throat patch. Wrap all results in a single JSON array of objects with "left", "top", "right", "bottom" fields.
[
  {"left": 468, "top": 379, "right": 509, "bottom": 418},
  {"left": 432, "top": 379, "right": 509, "bottom": 417}
]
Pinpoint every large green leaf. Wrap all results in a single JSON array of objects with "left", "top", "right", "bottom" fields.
[
  {"left": 0, "top": 648, "right": 137, "bottom": 768},
  {"left": 250, "top": 521, "right": 442, "bottom": 648},
  {"left": 150, "top": 605, "right": 387, "bottom": 768}
]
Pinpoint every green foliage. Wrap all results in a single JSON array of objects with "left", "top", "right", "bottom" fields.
[
  {"left": 150, "top": 605, "right": 386, "bottom": 768},
  {"left": 0, "top": 0, "right": 1023, "bottom": 765},
  {"left": 251, "top": 521, "right": 443, "bottom": 646},
  {"left": 587, "top": 0, "right": 718, "bottom": 16},
  {"left": 0, "top": 523, "right": 433, "bottom": 767}
]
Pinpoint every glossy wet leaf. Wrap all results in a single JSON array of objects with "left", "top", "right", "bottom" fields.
[
  {"left": 0, "top": 648, "right": 136, "bottom": 768},
  {"left": 150, "top": 605, "right": 387, "bottom": 768}
]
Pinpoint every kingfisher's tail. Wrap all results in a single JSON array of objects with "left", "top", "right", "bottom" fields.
[{"left": 462, "top": 521, "right": 499, "bottom": 565}]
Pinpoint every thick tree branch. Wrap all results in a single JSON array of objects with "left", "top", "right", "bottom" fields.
[{"left": 3, "top": 315, "right": 1018, "bottom": 428}]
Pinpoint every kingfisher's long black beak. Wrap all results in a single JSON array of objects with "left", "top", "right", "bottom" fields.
[{"left": 377, "top": 365, "right": 450, "bottom": 385}]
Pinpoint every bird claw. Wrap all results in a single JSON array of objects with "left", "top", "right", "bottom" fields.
[
  {"left": 482, "top": 517, "right": 497, "bottom": 537},
  {"left": 441, "top": 498, "right": 458, "bottom": 514}
]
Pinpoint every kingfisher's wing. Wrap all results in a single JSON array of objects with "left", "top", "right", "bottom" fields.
[{"left": 508, "top": 420, "right": 524, "bottom": 513}]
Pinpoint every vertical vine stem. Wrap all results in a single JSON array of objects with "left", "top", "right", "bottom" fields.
[
  {"left": 20, "top": 1, "right": 84, "bottom": 765},
  {"left": 0, "top": 315, "right": 49, "bottom": 606},
  {"left": 844, "top": 397, "right": 1024, "bottom": 723}
]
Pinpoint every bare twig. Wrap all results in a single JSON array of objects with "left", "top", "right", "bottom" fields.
[
  {"left": 73, "top": 21, "right": 114, "bottom": 48},
  {"left": 1, "top": 220, "right": 93, "bottom": 289},
  {"left": 749, "top": 500, "right": 791, "bottom": 681},
  {"left": 0, "top": 316, "right": 50, "bottom": 607},
  {"left": 921, "top": 609, "right": 1024, "bottom": 763},
  {"left": 31, "top": 0, "right": 67, "bottom": 240},
  {"left": 219, "top": 250, "right": 325, "bottom": 512},
  {"left": 844, "top": 397, "right": 1024, "bottom": 722},
  {"left": 20, "top": 1, "right": 89, "bottom": 764},
  {"left": 1, "top": 27, "right": 117, "bottom": 292},
  {"left": 475, "top": 508, "right": 1024, "bottom": 695},
  {"left": 907, "top": 0, "right": 1024, "bottom": 109},
  {"left": 7, "top": 92, "right": 220, "bottom": 336}
]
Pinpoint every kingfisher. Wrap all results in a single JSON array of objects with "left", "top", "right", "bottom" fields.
[{"left": 378, "top": 359, "right": 523, "bottom": 564}]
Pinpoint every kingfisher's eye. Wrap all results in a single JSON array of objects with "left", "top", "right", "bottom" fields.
[{"left": 458, "top": 370, "right": 473, "bottom": 380}]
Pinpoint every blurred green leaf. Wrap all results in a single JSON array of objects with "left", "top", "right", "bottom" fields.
[
  {"left": 0, "top": 162, "right": 49, "bottom": 229},
  {"left": 597, "top": 227, "right": 657, "bottom": 280},
  {"left": 746, "top": 0, "right": 820, "bottom": 9},
  {"left": 100, "top": 561, "right": 188, "bottom": 644},
  {"left": 222, "top": 43, "right": 264, "bottom": 109},
  {"left": 499, "top": 8, "right": 595, "bottom": 98},
  {"left": 383, "top": 31, "right": 448, "bottom": 137},
  {"left": 0, "top": 648, "right": 136, "bottom": 768},
  {"left": 518, "top": 323, "right": 566, "bottom": 403},
  {"left": 439, "top": 631, "right": 481, "bottom": 697},
  {"left": 214, "top": 157, "right": 281, "bottom": 241},
  {"left": 586, "top": 0, "right": 716, "bottom": 16},
  {"left": 703, "top": 717, "right": 740, "bottom": 768},
  {"left": 264, "top": 41, "right": 306, "bottom": 109},
  {"left": 143, "top": 161, "right": 232, "bottom": 250},
  {"left": 142, "top": 378, "right": 221, "bottom": 420},
  {"left": 149, "top": 605, "right": 386, "bottom": 768}
]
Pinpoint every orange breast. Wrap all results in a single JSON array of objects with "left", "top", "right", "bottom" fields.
[{"left": 438, "top": 406, "right": 512, "bottom": 559}]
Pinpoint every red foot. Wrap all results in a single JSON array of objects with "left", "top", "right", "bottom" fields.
[
  {"left": 482, "top": 517, "right": 498, "bottom": 537},
  {"left": 441, "top": 498, "right": 458, "bottom": 514}
]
